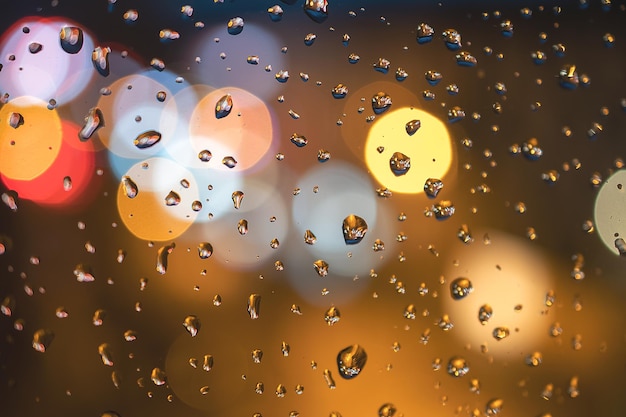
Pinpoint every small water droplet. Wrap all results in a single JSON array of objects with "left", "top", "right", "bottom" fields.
[
  {"left": 485, "top": 398, "right": 504, "bottom": 416},
  {"left": 525, "top": 351, "right": 542, "bottom": 366},
  {"left": 442, "top": 28, "right": 462, "bottom": 50},
  {"left": 268, "top": 5, "right": 283, "bottom": 21},
  {"left": 183, "top": 315, "right": 200, "bottom": 337},
  {"left": 252, "top": 349, "right": 263, "bottom": 363},
  {"left": 150, "top": 367, "right": 167, "bottom": 386},
  {"left": 405, "top": 119, "right": 420, "bottom": 135},
  {"left": 417, "top": 23, "right": 434, "bottom": 43},
  {"left": 73, "top": 263, "right": 95, "bottom": 282},
  {"left": 237, "top": 219, "right": 249, "bottom": 235},
  {"left": 337, "top": 344, "right": 367, "bottom": 379},
  {"left": 227, "top": 17, "right": 244, "bottom": 35}
]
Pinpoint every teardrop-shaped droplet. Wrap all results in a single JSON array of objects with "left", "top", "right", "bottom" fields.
[
  {"left": 59, "top": 26, "right": 83, "bottom": 54},
  {"left": 304, "top": 0, "right": 328, "bottom": 23},
  {"left": 372, "top": 92, "right": 392, "bottom": 114},
  {"left": 91, "top": 46, "right": 111, "bottom": 77},
  {"left": 183, "top": 315, "right": 200, "bottom": 337},
  {"left": 324, "top": 306, "right": 340, "bottom": 325},
  {"left": 450, "top": 277, "right": 473, "bottom": 300},
  {"left": 281, "top": 341, "right": 290, "bottom": 356},
  {"left": 32, "top": 328, "right": 54, "bottom": 352},
  {"left": 248, "top": 293, "right": 261, "bottom": 319},
  {"left": 342, "top": 214, "right": 368, "bottom": 244},
  {"left": 150, "top": 367, "right": 167, "bottom": 386},
  {"left": 198, "top": 242, "right": 213, "bottom": 259},
  {"left": 227, "top": 17, "right": 244, "bottom": 35},
  {"left": 447, "top": 356, "right": 469, "bottom": 377},
  {"left": 389, "top": 152, "right": 411, "bottom": 176},
  {"left": 337, "top": 344, "right": 367, "bottom": 379},
  {"left": 98, "top": 343, "right": 114, "bottom": 366},
  {"left": 78, "top": 107, "right": 104, "bottom": 141},
  {"left": 121, "top": 176, "right": 138, "bottom": 198},
  {"left": 134, "top": 130, "right": 162, "bottom": 149},
  {"left": 156, "top": 243, "right": 175, "bottom": 274},
  {"left": 313, "top": 259, "right": 329, "bottom": 277},
  {"left": 232, "top": 190, "right": 244, "bottom": 209},
  {"left": 304, "top": 229, "right": 317, "bottom": 244},
  {"left": 405, "top": 119, "right": 420, "bottom": 135},
  {"left": 215, "top": 94, "right": 233, "bottom": 118},
  {"left": 164, "top": 191, "right": 180, "bottom": 206},
  {"left": 237, "top": 219, "right": 248, "bottom": 235}
]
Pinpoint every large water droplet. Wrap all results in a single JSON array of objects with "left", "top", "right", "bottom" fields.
[
  {"left": 337, "top": 344, "right": 367, "bottom": 379},
  {"left": 268, "top": 5, "right": 284, "bottom": 21},
  {"left": 237, "top": 219, "right": 249, "bottom": 235},
  {"left": 248, "top": 294, "right": 261, "bottom": 319},
  {"left": 304, "top": 0, "right": 329, "bottom": 23},
  {"left": 432, "top": 201, "right": 455, "bottom": 220},
  {"left": 91, "top": 46, "right": 111, "bottom": 77},
  {"left": 215, "top": 94, "right": 233, "bottom": 118},
  {"left": 313, "top": 259, "right": 329, "bottom": 277},
  {"left": 559, "top": 64, "right": 579, "bottom": 89},
  {"left": 231, "top": 190, "right": 244, "bottom": 209},
  {"left": 442, "top": 28, "right": 462, "bottom": 50},
  {"left": 450, "top": 277, "right": 473, "bottom": 300},
  {"left": 222, "top": 156, "right": 238, "bottom": 168},
  {"left": 372, "top": 92, "right": 392, "bottom": 114},
  {"left": 198, "top": 242, "right": 213, "bottom": 259},
  {"left": 8, "top": 112, "right": 24, "bottom": 129},
  {"left": 120, "top": 176, "right": 138, "bottom": 198},
  {"left": 227, "top": 17, "right": 244, "bottom": 35},
  {"left": 342, "top": 214, "right": 368, "bottom": 244},
  {"left": 183, "top": 315, "right": 200, "bottom": 337},
  {"left": 304, "top": 229, "right": 317, "bottom": 244},
  {"left": 59, "top": 26, "right": 83, "bottom": 54},
  {"left": 389, "top": 152, "right": 411, "bottom": 176},
  {"left": 134, "top": 130, "right": 162, "bottom": 149},
  {"left": 78, "top": 107, "right": 104, "bottom": 141}
]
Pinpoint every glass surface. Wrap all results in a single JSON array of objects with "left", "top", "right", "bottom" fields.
[{"left": 0, "top": 1, "right": 625, "bottom": 416}]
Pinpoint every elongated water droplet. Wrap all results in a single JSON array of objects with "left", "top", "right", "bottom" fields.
[
  {"left": 447, "top": 356, "right": 469, "bottom": 377},
  {"left": 111, "top": 371, "right": 122, "bottom": 389},
  {"left": 198, "top": 242, "right": 213, "bottom": 259},
  {"left": 324, "top": 306, "right": 340, "bottom": 325},
  {"left": 91, "top": 46, "right": 111, "bottom": 76},
  {"left": 78, "top": 107, "right": 104, "bottom": 141},
  {"left": 281, "top": 341, "right": 290, "bottom": 356},
  {"left": 478, "top": 304, "right": 493, "bottom": 325},
  {"left": 62, "top": 176, "right": 72, "bottom": 191},
  {"left": 342, "top": 214, "right": 368, "bottom": 244},
  {"left": 123, "top": 329, "right": 137, "bottom": 341},
  {"left": 248, "top": 294, "right": 261, "bottom": 319},
  {"left": 450, "top": 277, "right": 473, "bottom": 300},
  {"left": 215, "top": 94, "right": 233, "bottom": 118},
  {"left": 232, "top": 191, "right": 244, "bottom": 209},
  {"left": 389, "top": 152, "right": 410, "bottom": 176},
  {"left": 372, "top": 92, "right": 392, "bottom": 114},
  {"left": 134, "top": 130, "right": 161, "bottom": 149},
  {"left": 93, "top": 309, "right": 106, "bottom": 326},
  {"left": 313, "top": 259, "right": 329, "bottom": 277},
  {"left": 202, "top": 354, "right": 214, "bottom": 371},
  {"left": 323, "top": 369, "right": 336, "bottom": 389},
  {"left": 227, "top": 17, "right": 244, "bottom": 35},
  {"left": 156, "top": 243, "right": 175, "bottom": 274},
  {"left": 304, "top": 0, "right": 328, "bottom": 23},
  {"left": 121, "top": 176, "right": 138, "bottom": 198},
  {"left": 337, "top": 344, "right": 367, "bottom": 379},
  {"left": 59, "top": 26, "right": 83, "bottom": 54},
  {"left": 98, "top": 343, "right": 114, "bottom": 366},
  {"left": 183, "top": 315, "right": 200, "bottom": 337},
  {"left": 237, "top": 219, "right": 249, "bottom": 235},
  {"left": 32, "top": 328, "right": 54, "bottom": 352}
]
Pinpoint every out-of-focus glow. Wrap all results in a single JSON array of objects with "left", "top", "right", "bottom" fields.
[
  {"left": 0, "top": 96, "right": 62, "bottom": 180},
  {"left": 188, "top": 87, "right": 275, "bottom": 172},
  {"left": 594, "top": 169, "right": 626, "bottom": 255},
  {"left": 365, "top": 107, "right": 453, "bottom": 194},
  {"left": 117, "top": 157, "right": 200, "bottom": 241},
  {"left": 443, "top": 231, "right": 555, "bottom": 358},
  {"left": 0, "top": 17, "right": 95, "bottom": 104},
  {"left": 1, "top": 120, "right": 96, "bottom": 208},
  {"left": 191, "top": 24, "right": 286, "bottom": 99}
]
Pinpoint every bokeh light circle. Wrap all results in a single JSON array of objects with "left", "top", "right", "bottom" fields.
[
  {"left": 0, "top": 96, "right": 62, "bottom": 180},
  {"left": 365, "top": 107, "right": 453, "bottom": 194},
  {"left": 594, "top": 169, "right": 626, "bottom": 255},
  {"left": 117, "top": 157, "right": 200, "bottom": 241}
]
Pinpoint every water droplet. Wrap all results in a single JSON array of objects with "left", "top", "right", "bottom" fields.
[
  {"left": 281, "top": 341, "right": 290, "bottom": 356},
  {"left": 304, "top": 33, "right": 317, "bottom": 46},
  {"left": 450, "top": 277, "right": 473, "bottom": 300},
  {"left": 403, "top": 304, "right": 417, "bottom": 319},
  {"left": 525, "top": 351, "right": 542, "bottom": 366},
  {"left": 485, "top": 398, "right": 504, "bottom": 416},
  {"left": 478, "top": 304, "right": 493, "bottom": 325},
  {"left": 133, "top": 130, "right": 162, "bottom": 149},
  {"left": 337, "top": 344, "right": 367, "bottom": 379},
  {"left": 202, "top": 354, "right": 214, "bottom": 371},
  {"left": 372, "top": 239, "right": 385, "bottom": 251},
  {"left": 78, "top": 107, "right": 104, "bottom": 141},
  {"left": 323, "top": 369, "right": 336, "bottom": 389},
  {"left": 500, "top": 19, "right": 514, "bottom": 37},
  {"left": 348, "top": 53, "right": 360, "bottom": 63},
  {"left": 378, "top": 403, "right": 396, "bottom": 417},
  {"left": 255, "top": 381, "right": 264, "bottom": 394},
  {"left": 311, "top": 259, "right": 329, "bottom": 277},
  {"left": 198, "top": 242, "right": 213, "bottom": 259},
  {"left": 290, "top": 133, "right": 308, "bottom": 147},
  {"left": 371, "top": 91, "right": 393, "bottom": 114},
  {"left": 237, "top": 219, "right": 249, "bottom": 235},
  {"left": 405, "top": 119, "right": 420, "bottom": 135},
  {"left": 98, "top": 343, "right": 114, "bottom": 366},
  {"left": 432, "top": 201, "right": 455, "bottom": 220},
  {"left": 331, "top": 84, "right": 348, "bottom": 99},
  {"left": 425, "top": 70, "right": 443, "bottom": 85},
  {"left": 492, "top": 326, "right": 510, "bottom": 341},
  {"left": 248, "top": 294, "right": 261, "bottom": 319},
  {"left": 92, "top": 308, "right": 106, "bottom": 326},
  {"left": 317, "top": 149, "right": 331, "bottom": 162},
  {"left": 251, "top": 349, "right": 263, "bottom": 363},
  {"left": 442, "top": 28, "right": 462, "bottom": 50},
  {"left": 324, "top": 306, "right": 340, "bottom": 325},
  {"left": 447, "top": 106, "right": 466, "bottom": 122},
  {"left": 73, "top": 263, "right": 95, "bottom": 282},
  {"left": 227, "top": 17, "right": 244, "bottom": 35},
  {"left": 552, "top": 43, "right": 566, "bottom": 57},
  {"left": 222, "top": 156, "right": 238, "bottom": 168},
  {"left": 32, "top": 329, "right": 54, "bottom": 352},
  {"left": 59, "top": 26, "right": 83, "bottom": 54},
  {"left": 342, "top": 214, "right": 368, "bottom": 244},
  {"left": 276, "top": 383, "right": 287, "bottom": 397},
  {"left": 389, "top": 152, "right": 411, "bottom": 176},
  {"left": 395, "top": 67, "right": 408, "bottom": 81},
  {"left": 417, "top": 23, "right": 434, "bottom": 43},
  {"left": 123, "top": 9, "right": 139, "bottom": 23},
  {"left": 275, "top": 69, "right": 289, "bottom": 82},
  {"left": 447, "top": 356, "right": 469, "bottom": 377},
  {"left": 304, "top": 0, "right": 329, "bottom": 23},
  {"left": 268, "top": 5, "right": 284, "bottom": 21},
  {"left": 458, "top": 224, "right": 473, "bottom": 243},
  {"left": 62, "top": 176, "right": 72, "bottom": 191},
  {"left": 91, "top": 46, "right": 111, "bottom": 77},
  {"left": 456, "top": 51, "right": 477, "bottom": 67},
  {"left": 150, "top": 57, "right": 165, "bottom": 71},
  {"left": 215, "top": 94, "right": 233, "bottom": 119},
  {"left": 150, "top": 367, "right": 167, "bottom": 386},
  {"left": 8, "top": 112, "right": 24, "bottom": 129},
  {"left": 183, "top": 315, "right": 200, "bottom": 337}
]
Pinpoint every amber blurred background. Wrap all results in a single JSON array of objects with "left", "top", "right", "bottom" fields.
[{"left": 0, "top": 1, "right": 625, "bottom": 416}]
